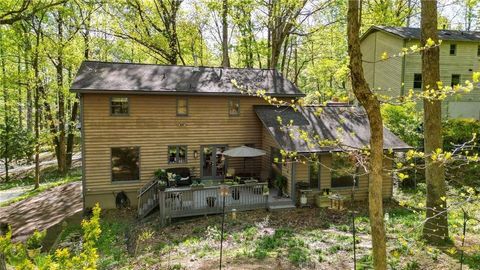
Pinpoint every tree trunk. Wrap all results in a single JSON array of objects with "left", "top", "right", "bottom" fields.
[
  {"left": 347, "top": 1, "right": 387, "bottom": 269},
  {"left": 420, "top": 0, "right": 449, "bottom": 244},
  {"left": 55, "top": 12, "right": 67, "bottom": 174},
  {"left": 221, "top": 0, "right": 230, "bottom": 68},
  {"left": 33, "top": 27, "right": 40, "bottom": 189},
  {"left": 1, "top": 34, "right": 9, "bottom": 183}
]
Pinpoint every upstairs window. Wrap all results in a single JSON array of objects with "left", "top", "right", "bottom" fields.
[
  {"left": 111, "top": 147, "right": 140, "bottom": 182},
  {"left": 331, "top": 153, "right": 358, "bottom": 188},
  {"left": 450, "top": 44, "right": 457, "bottom": 55},
  {"left": 111, "top": 97, "right": 129, "bottom": 116},
  {"left": 168, "top": 145, "right": 187, "bottom": 164},
  {"left": 413, "top": 73, "right": 422, "bottom": 89},
  {"left": 228, "top": 98, "right": 240, "bottom": 116},
  {"left": 477, "top": 45, "right": 480, "bottom": 56},
  {"left": 176, "top": 97, "right": 188, "bottom": 116},
  {"left": 309, "top": 161, "right": 320, "bottom": 189},
  {"left": 451, "top": 74, "right": 461, "bottom": 87}
]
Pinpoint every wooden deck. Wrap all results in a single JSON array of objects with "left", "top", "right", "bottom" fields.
[{"left": 158, "top": 183, "right": 268, "bottom": 225}]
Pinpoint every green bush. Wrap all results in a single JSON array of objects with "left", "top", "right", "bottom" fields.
[
  {"left": 442, "top": 118, "right": 480, "bottom": 151},
  {"left": 381, "top": 102, "right": 423, "bottom": 148}
]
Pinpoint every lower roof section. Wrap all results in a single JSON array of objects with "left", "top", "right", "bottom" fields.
[{"left": 254, "top": 105, "right": 412, "bottom": 153}]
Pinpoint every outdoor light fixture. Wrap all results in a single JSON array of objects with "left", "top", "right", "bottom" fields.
[
  {"left": 219, "top": 185, "right": 229, "bottom": 270},
  {"left": 193, "top": 150, "right": 199, "bottom": 159}
]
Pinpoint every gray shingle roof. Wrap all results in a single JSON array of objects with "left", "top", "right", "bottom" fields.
[
  {"left": 254, "top": 105, "right": 411, "bottom": 153},
  {"left": 70, "top": 61, "right": 304, "bottom": 97},
  {"left": 363, "top": 26, "right": 480, "bottom": 42}
]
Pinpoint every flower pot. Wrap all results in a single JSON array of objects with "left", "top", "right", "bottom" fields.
[{"left": 206, "top": 197, "right": 216, "bottom": 207}]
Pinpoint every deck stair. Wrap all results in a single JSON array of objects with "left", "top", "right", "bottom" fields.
[
  {"left": 137, "top": 179, "right": 159, "bottom": 218},
  {"left": 268, "top": 198, "right": 296, "bottom": 210},
  {"left": 267, "top": 188, "right": 296, "bottom": 210}
]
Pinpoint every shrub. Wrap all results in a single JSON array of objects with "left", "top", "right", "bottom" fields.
[
  {"left": 381, "top": 102, "right": 423, "bottom": 148},
  {"left": 288, "top": 246, "right": 309, "bottom": 266},
  {"left": 26, "top": 230, "right": 46, "bottom": 249},
  {"left": 442, "top": 118, "right": 480, "bottom": 151},
  {"left": 0, "top": 203, "right": 102, "bottom": 269}
]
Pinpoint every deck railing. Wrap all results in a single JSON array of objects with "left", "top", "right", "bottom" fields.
[
  {"left": 137, "top": 179, "right": 159, "bottom": 218},
  {"left": 159, "top": 183, "right": 268, "bottom": 225}
]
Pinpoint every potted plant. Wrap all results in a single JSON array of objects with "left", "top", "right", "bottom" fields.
[
  {"left": 206, "top": 196, "right": 216, "bottom": 207},
  {"left": 158, "top": 180, "right": 167, "bottom": 191},
  {"left": 154, "top": 169, "right": 167, "bottom": 181},
  {"left": 274, "top": 175, "right": 288, "bottom": 197},
  {"left": 26, "top": 230, "right": 46, "bottom": 258},
  {"left": 262, "top": 185, "right": 270, "bottom": 196}
]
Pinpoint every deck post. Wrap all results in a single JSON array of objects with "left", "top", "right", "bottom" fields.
[{"left": 159, "top": 190, "right": 166, "bottom": 227}]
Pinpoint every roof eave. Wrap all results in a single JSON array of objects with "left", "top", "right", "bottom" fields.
[{"left": 70, "top": 88, "right": 305, "bottom": 97}]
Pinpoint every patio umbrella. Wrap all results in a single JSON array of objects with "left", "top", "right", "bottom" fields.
[{"left": 222, "top": 146, "right": 266, "bottom": 170}]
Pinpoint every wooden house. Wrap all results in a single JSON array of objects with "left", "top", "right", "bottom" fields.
[
  {"left": 361, "top": 26, "right": 480, "bottom": 119},
  {"left": 71, "top": 61, "right": 410, "bottom": 216}
]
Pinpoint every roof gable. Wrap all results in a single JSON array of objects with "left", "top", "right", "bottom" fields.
[
  {"left": 255, "top": 105, "right": 411, "bottom": 153},
  {"left": 70, "top": 61, "right": 304, "bottom": 97}
]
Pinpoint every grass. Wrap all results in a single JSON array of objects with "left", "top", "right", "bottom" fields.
[{"left": 0, "top": 167, "right": 81, "bottom": 207}]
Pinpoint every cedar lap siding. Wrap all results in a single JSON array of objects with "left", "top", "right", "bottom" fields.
[
  {"left": 361, "top": 26, "right": 480, "bottom": 119},
  {"left": 71, "top": 61, "right": 410, "bottom": 209}
]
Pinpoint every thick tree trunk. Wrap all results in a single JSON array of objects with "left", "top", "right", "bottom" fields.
[
  {"left": 347, "top": 1, "right": 387, "bottom": 269},
  {"left": 33, "top": 30, "right": 40, "bottom": 189},
  {"left": 221, "top": 0, "right": 230, "bottom": 68},
  {"left": 420, "top": 0, "right": 449, "bottom": 244},
  {"left": 55, "top": 12, "right": 67, "bottom": 174}
]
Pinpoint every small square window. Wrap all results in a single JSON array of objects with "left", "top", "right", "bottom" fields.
[
  {"left": 111, "top": 147, "right": 139, "bottom": 181},
  {"left": 168, "top": 145, "right": 187, "bottom": 164},
  {"left": 111, "top": 97, "right": 129, "bottom": 115},
  {"left": 451, "top": 74, "right": 460, "bottom": 87},
  {"left": 450, "top": 44, "right": 456, "bottom": 55},
  {"left": 228, "top": 98, "right": 240, "bottom": 116},
  {"left": 413, "top": 73, "right": 422, "bottom": 89},
  {"left": 177, "top": 97, "right": 188, "bottom": 116},
  {"left": 477, "top": 45, "right": 480, "bottom": 56}
]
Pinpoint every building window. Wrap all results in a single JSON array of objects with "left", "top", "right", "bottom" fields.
[
  {"left": 309, "top": 161, "right": 320, "bottom": 189},
  {"left": 228, "top": 98, "right": 240, "bottom": 116},
  {"left": 331, "top": 153, "right": 358, "bottom": 188},
  {"left": 413, "top": 73, "right": 422, "bottom": 89},
  {"left": 176, "top": 97, "right": 188, "bottom": 116},
  {"left": 111, "top": 147, "right": 140, "bottom": 182},
  {"left": 450, "top": 44, "right": 456, "bottom": 55},
  {"left": 451, "top": 74, "right": 461, "bottom": 87},
  {"left": 110, "top": 97, "right": 129, "bottom": 116},
  {"left": 168, "top": 145, "right": 187, "bottom": 164},
  {"left": 477, "top": 45, "right": 480, "bottom": 56}
]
